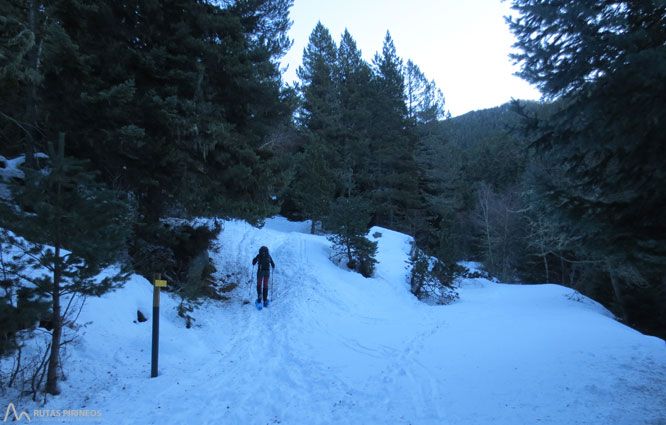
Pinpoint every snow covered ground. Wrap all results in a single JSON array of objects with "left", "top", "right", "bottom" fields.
[{"left": 2, "top": 217, "right": 666, "bottom": 424}]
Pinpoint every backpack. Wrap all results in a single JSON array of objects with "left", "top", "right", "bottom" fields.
[{"left": 257, "top": 246, "right": 271, "bottom": 271}]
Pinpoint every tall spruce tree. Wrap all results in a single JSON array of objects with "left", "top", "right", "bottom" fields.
[
  {"left": 369, "top": 32, "right": 420, "bottom": 232},
  {"left": 508, "top": 0, "right": 666, "bottom": 331},
  {"left": 414, "top": 137, "right": 468, "bottom": 264},
  {"left": 291, "top": 22, "right": 340, "bottom": 226},
  {"left": 336, "top": 30, "right": 374, "bottom": 196},
  {"left": 297, "top": 22, "right": 340, "bottom": 136},
  {"left": 407, "top": 60, "right": 449, "bottom": 247},
  {"left": 296, "top": 20, "right": 342, "bottom": 169}
]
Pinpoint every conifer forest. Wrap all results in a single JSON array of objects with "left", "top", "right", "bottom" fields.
[{"left": 1, "top": 0, "right": 665, "bottom": 396}]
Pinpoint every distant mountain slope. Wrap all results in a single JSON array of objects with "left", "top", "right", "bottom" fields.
[{"left": 434, "top": 100, "right": 552, "bottom": 148}]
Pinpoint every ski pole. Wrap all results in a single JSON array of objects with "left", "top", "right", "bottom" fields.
[
  {"left": 249, "top": 264, "right": 255, "bottom": 301},
  {"left": 274, "top": 270, "right": 280, "bottom": 297}
]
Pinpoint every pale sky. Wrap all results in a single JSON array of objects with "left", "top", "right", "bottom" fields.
[{"left": 280, "top": 0, "right": 542, "bottom": 117}]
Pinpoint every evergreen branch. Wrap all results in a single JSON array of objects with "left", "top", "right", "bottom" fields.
[
  {"left": 61, "top": 292, "right": 79, "bottom": 325},
  {"left": 0, "top": 110, "right": 40, "bottom": 138},
  {"left": 6, "top": 241, "right": 57, "bottom": 274},
  {"left": 5, "top": 270, "right": 51, "bottom": 293}
]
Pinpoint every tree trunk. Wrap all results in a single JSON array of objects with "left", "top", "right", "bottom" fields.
[
  {"left": 606, "top": 259, "right": 629, "bottom": 323},
  {"left": 45, "top": 246, "right": 62, "bottom": 395},
  {"left": 24, "top": 0, "right": 41, "bottom": 168},
  {"left": 560, "top": 255, "right": 565, "bottom": 286},
  {"left": 501, "top": 205, "right": 510, "bottom": 281},
  {"left": 46, "top": 165, "right": 63, "bottom": 395},
  {"left": 478, "top": 187, "right": 495, "bottom": 268}
]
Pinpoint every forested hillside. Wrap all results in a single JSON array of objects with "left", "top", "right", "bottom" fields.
[
  {"left": 1, "top": 0, "right": 664, "bottom": 397},
  {"left": 1, "top": 0, "right": 296, "bottom": 395}
]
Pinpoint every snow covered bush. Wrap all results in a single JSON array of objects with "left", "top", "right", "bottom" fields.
[
  {"left": 130, "top": 218, "right": 221, "bottom": 327},
  {"left": 325, "top": 196, "right": 377, "bottom": 277},
  {"left": 130, "top": 220, "right": 220, "bottom": 289},
  {"left": 408, "top": 248, "right": 460, "bottom": 305}
]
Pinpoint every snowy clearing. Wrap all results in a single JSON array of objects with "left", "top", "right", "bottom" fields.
[{"left": 2, "top": 217, "right": 666, "bottom": 424}]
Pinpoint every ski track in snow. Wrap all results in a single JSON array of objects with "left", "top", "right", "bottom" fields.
[{"left": 2, "top": 218, "right": 666, "bottom": 425}]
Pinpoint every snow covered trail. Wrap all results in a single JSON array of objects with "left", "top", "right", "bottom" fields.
[
  {"left": 3, "top": 217, "right": 666, "bottom": 425},
  {"left": 202, "top": 220, "right": 443, "bottom": 424}
]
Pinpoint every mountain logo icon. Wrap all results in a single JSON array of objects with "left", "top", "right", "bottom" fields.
[{"left": 3, "top": 403, "right": 30, "bottom": 422}]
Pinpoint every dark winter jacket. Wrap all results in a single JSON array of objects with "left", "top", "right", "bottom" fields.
[{"left": 252, "top": 247, "right": 275, "bottom": 277}]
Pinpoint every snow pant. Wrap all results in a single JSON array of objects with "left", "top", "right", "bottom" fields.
[{"left": 256, "top": 270, "right": 269, "bottom": 303}]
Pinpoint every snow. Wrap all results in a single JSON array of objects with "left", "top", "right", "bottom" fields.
[
  {"left": 0, "top": 152, "right": 48, "bottom": 199},
  {"left": 0, "top": 154, "right": 25, "bottom": 200},
  {"left": 2, "top": 217, "right": 666, "bottom": 424}
]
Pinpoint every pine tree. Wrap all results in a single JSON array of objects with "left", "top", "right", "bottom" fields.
[
  {"left": 1, "top": 135, "right": 130, "bottom": 394},
  {"left": 297, "top": 22, "right": 340, "bottom": 139},
  {"left": 414, "top": 138, "right": 468, "bottom": 264},
  {"left": 405, "top": 60, "right": 427, "bottom": 125},
  {"left": 508, "top": 0, "right": 666, "bottom": 330},
  {"left": 372, "top": 32, "right": 407, "bottom": 121},
  {"left": 406, "top": 60, "right": 449, "bottom": 247},
  {"left": 404, "top": 60, "right": 447, "bottom": 125},
  {"left": 12, "top": 0, "right": 295, "bottom": 224},
  {"left": 2, "top": 1, "right": 296, "bottom": 322},
  {"left": 290, "top": 22, "right": 340, "bottom": 224},
  {"left": 369, "top": 32, "right": 420, "bottom": 231},
  {"left": 336, "top": 30, "right": 375, "bottom": 196}
]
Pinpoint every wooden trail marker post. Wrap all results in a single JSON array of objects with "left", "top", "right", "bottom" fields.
[{"left": 151, "top": 274, "right": 167, "bottom": 378}]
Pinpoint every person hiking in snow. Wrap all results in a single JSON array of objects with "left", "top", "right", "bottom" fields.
[{"left": 252, "top": 246, "right": 275, "bottom": 308}]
